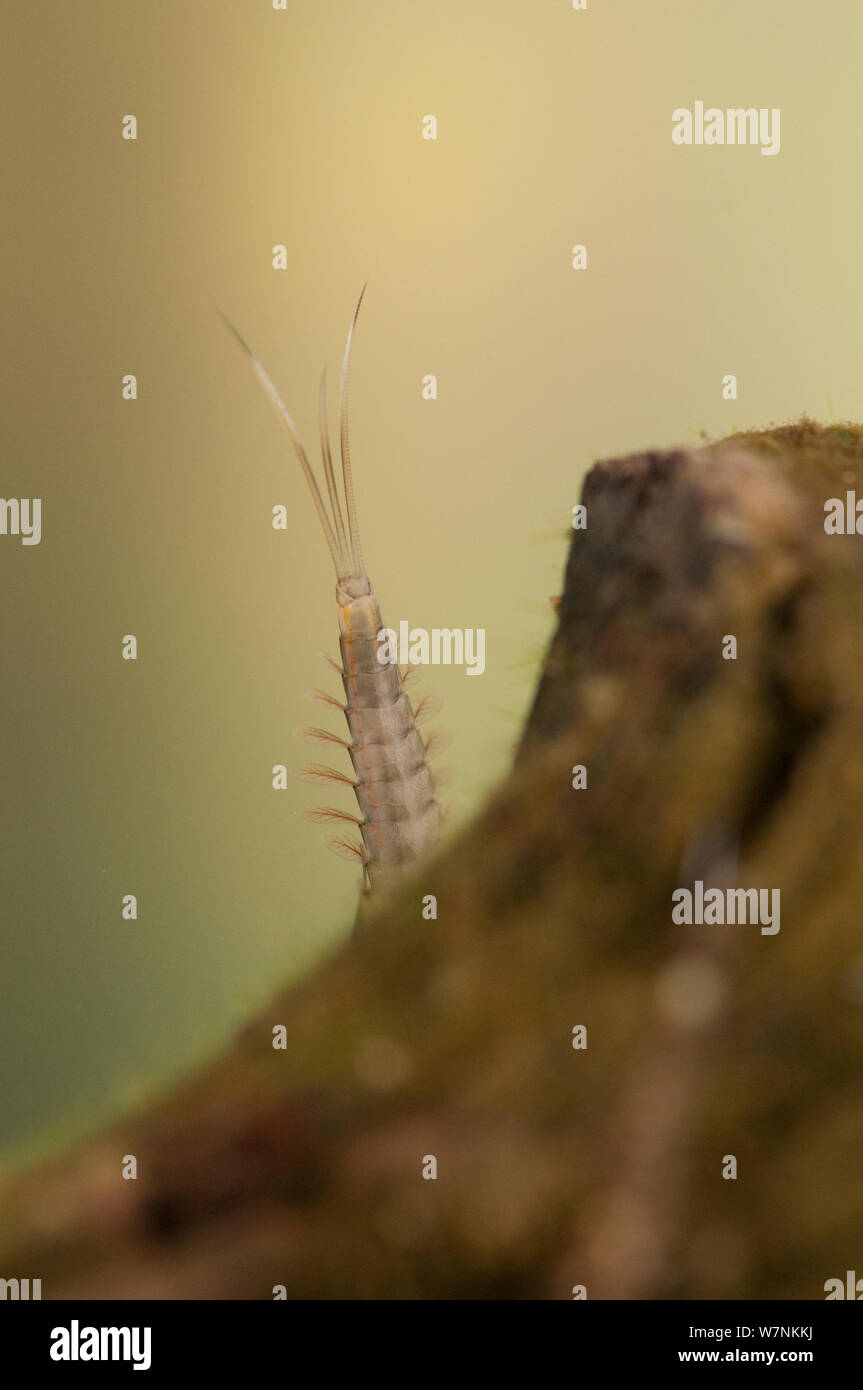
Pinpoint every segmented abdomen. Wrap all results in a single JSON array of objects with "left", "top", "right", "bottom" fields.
[{"left": 339, "top": 589, "right": 440, "bottom": 890}]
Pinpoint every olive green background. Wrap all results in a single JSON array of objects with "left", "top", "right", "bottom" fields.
[{"left": 1, "top": 0, "right": 858, "bottom": 1164}]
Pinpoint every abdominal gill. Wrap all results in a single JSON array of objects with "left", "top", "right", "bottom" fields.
[{"left": 220, "top": 288, "right": 443, "bottom": 900}]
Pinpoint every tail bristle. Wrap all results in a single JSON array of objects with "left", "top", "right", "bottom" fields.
[
  {"left": 318, "top": 366, "right": 350, "bottom": 569},
  {"left": 220, "top": 290, "right": 370, "bottom": 582},
  {"left": 339, "top": 283, "right": 368, "bottom": 577},
  {"left": 216, "top": 306, "right": 345, "bottom": 575}
]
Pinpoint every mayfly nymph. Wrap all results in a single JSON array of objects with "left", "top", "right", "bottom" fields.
[{"left": 220, "top": 288, "right": 442, "bottom": 897}]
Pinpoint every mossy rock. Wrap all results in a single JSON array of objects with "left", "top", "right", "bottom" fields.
[{"left": 1, "top": 421, "right": 862, "bottom": 1299}]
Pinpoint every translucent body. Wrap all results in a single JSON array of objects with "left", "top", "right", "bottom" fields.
[
  {"left": 222, "top": 289, "right": 442, "bottom": 898},
  {"left": 337, "top": 588, "right": 441, "bottom": 890}
]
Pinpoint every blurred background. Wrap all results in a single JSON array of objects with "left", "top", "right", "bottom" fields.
[{"left": 1, "top": 0, "right": 858, "bottom": 1166}]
